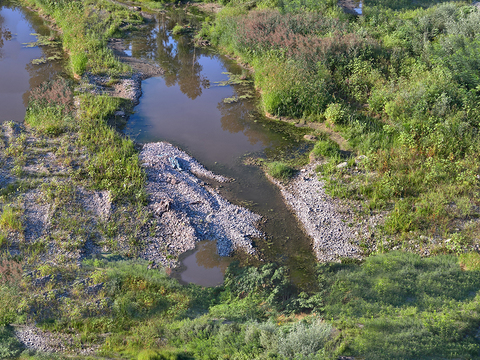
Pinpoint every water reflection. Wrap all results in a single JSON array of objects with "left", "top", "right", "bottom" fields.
[
  {"left": 0, "top": 1, "right": 64, "bottom": 123},
  {"left": 175, "top": 240, "right": 231, "bottom": 287}
]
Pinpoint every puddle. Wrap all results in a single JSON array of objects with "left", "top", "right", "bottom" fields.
[
  {"left": 354, "top": 1, "right": 363, "bottom": 15},
  {"left": 0, "top": 0, "right": 64, "bottom": 123},
  {"left": 173, "top": 240, "right": 232, "bottom": 287},
  {"left": 125, "top": 8, "right": 317, "bottom": 289}
]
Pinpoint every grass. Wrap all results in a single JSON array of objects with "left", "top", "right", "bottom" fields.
[
  {"left": 1, "top": 0, "right": 480, "bottom": 359},
  {"left": 0, "top": 206, "right": 23, "bottom": 232},
  {"left": 322, "top": 251, "right": 480, "bottom": 359},
  {"left": 1, "top": 251, "right": 479, "bottom": 359},
  {"left": 266, "top": 161, "right": 295, "bottom": 180},
  {"left": 21, "top": 0, "right": 141, "bottom": 78}
]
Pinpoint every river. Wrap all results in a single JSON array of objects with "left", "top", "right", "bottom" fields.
[
  {"left": 0, "top": 0, "right": 64, "bottom": 123},
  {"left": 123, "top": 7, "right": 317, "bottom": 289}
]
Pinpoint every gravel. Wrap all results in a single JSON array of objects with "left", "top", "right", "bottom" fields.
[
  {"left": 273, "top": 162, "right": 362, "bottom": 262},
  {"left": 14, "top": 325, "right": 99, "bottom": 355},
  {"left": 140, "top": 142, "right": 262, "bottom": 265}
]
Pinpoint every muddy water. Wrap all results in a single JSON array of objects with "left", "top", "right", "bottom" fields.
[
  {"left": 125, "top": 8, "right": 317, "bottom": 289},
  {"left": 0, "top": 0, "right": 64, "bottom": 123}
]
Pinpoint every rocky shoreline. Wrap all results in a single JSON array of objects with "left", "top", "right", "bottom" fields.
[{"left": 270, "top": 161, "right": 382, "bottom": 262}]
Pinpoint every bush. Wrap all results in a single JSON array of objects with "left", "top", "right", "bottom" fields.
[
  {"left": 278, "top": 320, "right": 332, "bottom": 359},
  {"left": 0, "top": 327, "right": 23, "bottom": 359},
  {"left": 324, "top": 103, "right": 348, "bottom": 125},
  {"left": 267, "top": 161, "right": 295, "bottom": 180}
]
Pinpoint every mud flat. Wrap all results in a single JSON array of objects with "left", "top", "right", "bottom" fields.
[{"left": 140, "top": 142, "right": 263, "bottom": 267}]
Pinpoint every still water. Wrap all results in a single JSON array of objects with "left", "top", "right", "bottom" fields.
[
  {"left": 0, "top": 0, "right": 64, "bottom": 123},
  {"left": 124, "top": 8, "right": 317, "bottom": 289}
]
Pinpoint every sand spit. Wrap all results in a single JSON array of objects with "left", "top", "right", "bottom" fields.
[{"left": 140, "top": 142, "right": 263, "bottom": 265}]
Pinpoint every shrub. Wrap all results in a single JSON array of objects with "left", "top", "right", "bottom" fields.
[
  {"left": 324, "top": 103, "right": 348, "bottom": 125},
  {"left": 278, "top": 320, "right": 332, "bottom": 359},
  {"left": 267, "top": 161, "right": 295, "bottom": 180},
  {"left": 0, "top": 327, "right": 22, "bottom": 359}
]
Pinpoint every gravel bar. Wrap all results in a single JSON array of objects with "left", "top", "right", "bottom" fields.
[
  {"left": 141, "top": 142, "right": 263, "bottom": 260},
  {"left": 274, "top": 162, "right": 361, "bottom": 262}
]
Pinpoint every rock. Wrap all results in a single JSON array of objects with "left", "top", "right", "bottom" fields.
[
  {"left": 85, "top": 283, "right": 104, "bottom": 295},
  {"left": 206, "top": 213, "right": 214, "bottom": 222},
  {"left": 303, "top": 134, "right": 318, "bottom": 141},
  {"left": 133, "top": 6, "right": 141, "bottom": 11},
  {"left": 355, "top": 155, "right": 367, "bottom": 164},
  {"left": 32, "top": 275, "right": 52, "bottom": 287},
  {"left": 115, "top": 110, "right": 125, "bottom": 117},
  {"left": 337, "top": 162, "right": 348, "bottom": 169},
  {"left": 153, "top": 199, "right": 172, "bottom": 215}
]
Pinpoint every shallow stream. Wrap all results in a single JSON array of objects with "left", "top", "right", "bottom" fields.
[
  {"left": 0, "top": 0, "right": 64, "bottom": 123},
  {"left": 124, "top": 8, "right": 317, "bottom": 289}
]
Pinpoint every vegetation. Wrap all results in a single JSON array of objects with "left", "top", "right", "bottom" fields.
[
  {"left": 266, "top": 161, "right": 295, "bottom": 180},
  {"left": 2, "top": 251, "right": 480, "bottom": 359},
  {"left": 1, "top": 0, "right": 480, "bottom": 359},
  {"left": 202, "top": 0, "right": 480, "bottom": 252}
]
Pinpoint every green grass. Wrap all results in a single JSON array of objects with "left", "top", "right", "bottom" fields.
[
  {"left": 21, "top": 0, "right": 140, "bottom": 77},
  {"left": 321, "top": 251, "right": 480, "bottom": 359},
  {"left": 0, "top": 206, "right": 22, "bottom": 232},
  {"left": 266, "top": 161, "right": 295, "bottom": 180},
  {"left": 205, "top": 0, "right": 480, "bottom": 246},
  {"left": 3, "top": 252, "right": 479, "bottom": 359}
]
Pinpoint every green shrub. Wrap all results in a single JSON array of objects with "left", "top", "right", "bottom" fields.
[
  {"left": 267, "top": 161, "right": 295, "bottom": 180},
  {"left": 0, "top": 327, "right": 22, "bottom": 359},
  {"left": 172, "top": 24, "right": 184, "bottom": 35},
  {"left": 324, "top": 103, "right": 348, "bottom": 125},
  {"left": 278, "top": 320, "right": 332, "bottom": 359}
]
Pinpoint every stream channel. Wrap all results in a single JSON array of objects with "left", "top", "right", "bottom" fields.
[
  {"left": 0, "top": 0, "right": 64, "bottom": 123},
  {"left": 0, "top": 1, "right": 318, "bottom": 290},
  {"left": 124, "top": 8, "right": 318, "bottom": 289}
]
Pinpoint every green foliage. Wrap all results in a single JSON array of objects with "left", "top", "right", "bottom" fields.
[
  {"left": 321, "top": 251, "right": 480, "bottom": 359},
  {"left": 208, "top": 0, "right": 480, "bottom": 240},
  {"left": 312, "top": 139, "right": 340, "bottom": 158},
  {"left": 0, "top": 327, "right": 23, "bottom": 359},
  {"left": 25, "top": 104, "right": 73, "bottom": 137},
  {"left": 324, "top": 103, "right": 348, "bottom": 125},
  {"left": 459, "top": 252, "right": 480, "bottom": 271},
  {"left": 22, "top": 0, "right": 139, "bottom": 76},
  {"left": 267, "top": 161, "right": 295, "bottom": 180},
  {"left": 78, "top": 94, "right": 146, "bottom": 202},
  {"left": 278, "top": 320, "right": 332, "bottom": 359},
  {"left": 0, "top": 206, "right": 23, "bottom": 232}
]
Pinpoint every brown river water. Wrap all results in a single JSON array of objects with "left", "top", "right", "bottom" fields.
[
  {"left": 0, "top": 0, "right": 64, "bottom": 123},
  {"left": 124, "top": 8, "right": 318, "bottom": 289}
]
